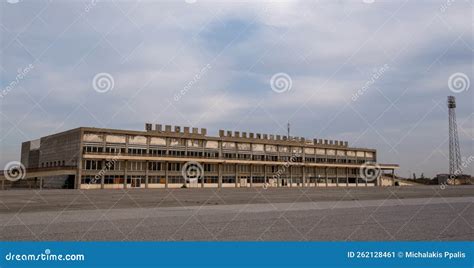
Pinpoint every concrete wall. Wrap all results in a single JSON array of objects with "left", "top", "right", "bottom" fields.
[{"left": 39, "top": 129, "right": 82, "bottom": 167}]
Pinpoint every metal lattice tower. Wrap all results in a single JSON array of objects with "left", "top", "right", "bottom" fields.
[{"left": 447, "top": 96, "right": 462, "bottom": 176}]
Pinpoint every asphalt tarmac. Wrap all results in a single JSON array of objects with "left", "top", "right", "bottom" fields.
[{"left": 0, "top": 186, "right": 472, "bottom": 241}]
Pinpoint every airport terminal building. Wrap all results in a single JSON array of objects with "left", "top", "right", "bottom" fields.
[{"left": 11, "top": 124, "right": 398, "bottom": 189}]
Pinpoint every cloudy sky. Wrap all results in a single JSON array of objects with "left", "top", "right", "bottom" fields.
[{"left": 1, "top": 0, "right": 473, "bottom": 178}]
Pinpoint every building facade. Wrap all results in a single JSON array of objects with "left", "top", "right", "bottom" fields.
[{"left": 18, "top": 124, "right": 398, "bottom": 189}]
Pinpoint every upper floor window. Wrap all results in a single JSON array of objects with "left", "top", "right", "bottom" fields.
[{"left": 83, "top": 146, "right": 103, "bottom": 153}]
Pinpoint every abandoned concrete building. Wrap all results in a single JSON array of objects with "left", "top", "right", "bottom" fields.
[{"left": 5, "top": 124, "right": 398, "bottom": 189}]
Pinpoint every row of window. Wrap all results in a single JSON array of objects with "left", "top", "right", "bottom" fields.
[
  {"left": 41, "top": 160, "right": 66, "bottom": 168},
  {"left": 82, "top": 161, "right": 361, "bottom": 175},
  {"left": 83, "top": 145, "right": 374, "bottom": 158},
  {"left": 81, "top": 175, "right": 369, "bottom": 185}
]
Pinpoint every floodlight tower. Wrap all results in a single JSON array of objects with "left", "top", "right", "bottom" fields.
[{"left": 447, "top": 96, "right": 462, "bottom": 176}]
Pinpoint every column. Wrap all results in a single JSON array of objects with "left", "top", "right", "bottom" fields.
[
  {"left": 235, "top": 164, "right": 238, "bottom": 188},
  {"left": 264, "top": 165, "right": 267, "bottom": 186},
  {"left": 201, "top": 164, "right": 205, "bottom": 188},
  {"left": 325, "top": 167, "right": 328, "bottom": 187},
  {"left": 314, "top": 167, "right": 317, "bottom": 188},
  {"left": 346, "top": 167, "right": 349, "bottom": 187},
  {"left": 249, "top": 164, "right": 253, "bottom": 188},
  {"left": 76, "top": 160, "right": 82, "bottom": 190},
  {"left": 302, "top": 166, "right": 306, "bottom": 187},
  {"left": 145, "top": 160, "right": 149, "bottom": 189},
  {"left": 336, "top": 167, "right": 339, "bottom": 187},
  {"left": 289, "top": 165, "right": 292, "bottom": 188},
  {"left": 355, "top": 168, "right": 359, "bottom": 187},
  {"left": 392, "top": 169, "right": 395, "bottom": 186},
  {"left": 218, "top": 163, "right": 222, "bottom": 188},
  {"left": 101, "top": 159, "right": 105, "bottom": 189},
  {"left": 165, "top": 161, "right": 169, "bottom": 189},
  {"left": 123, "top": 160, "right": 128, "bottom": 189}
]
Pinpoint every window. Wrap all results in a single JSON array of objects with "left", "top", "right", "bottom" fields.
[
  {"left": 188, "top": 151, "right": 203, "bottom": 158},
  {"left": 222, "top": 176, "right": 235, "bottom": 183},
  {"left": 105, "top": 147, "right": 125, "bottom": 154},
  {"left": 148, "top": 176, "right": 164, "bottom": 184},
  {"left": 84, "top": 160, "right": 102, "bottom": 170},
  {"left": 223, "top": 164, "right": 235, "bottom": 172},
  {"left": 83, "top": 146, "right": 103, "bottom": 153},
  {"left": 252, "top": 176, "right": 265, "bottom": 183},
  {"left": 204, "top": 151, "right": 219, "bottom": 158},
  {"left": 204, "top": 164, "right": 217, "bottom": 172},
  {"left": 204, "top": 176, "right": 218, "bottom": 183},
  {"left": 168, "top": 163, "right": 181, "bottom": 171},
  {"left": 104, "top": 175, "right": 124, "bottom": 184},
  {"left": 169, "top": 176, "right": 184, "bottom": 184},
  {"left": 128, "top": 148, "right": 147, "bottom": 155},
  {"left": 237, "top": 165, "right": 250, "bottom": 172},
  {"left": 237, "top": 154, "right": 251, "bottom": 160},
  {"left": 81, "top": 176, "right": 100, "bottom": 184},
  {"left": 169, "top": 150, "right": 185, "bottom": 157},
  {"left": 148, "top": 162, "right": 162, "bottom": 171},
  {"left": 127, "top": 161, "right": 146, "bottom": 171},
  {"left": 224, "top": 153, "right": 236, "bottom": 159},
  {"left": 252, "top": 155, "right": 265, "bottom": 161},
  {"left": 266, "top": 155, "right": 278, "bottom": 162},
  {"left": 150, "top": 149, "right": 166, "bottom": 156}
]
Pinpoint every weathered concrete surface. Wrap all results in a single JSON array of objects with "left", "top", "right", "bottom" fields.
[{"left": 0, "top": 186, "right": 472, "bottom": 241}]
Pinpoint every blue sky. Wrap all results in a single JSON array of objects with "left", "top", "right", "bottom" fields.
[{"left": 0, "top": 0, "right": 473, "bottom": 178}]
